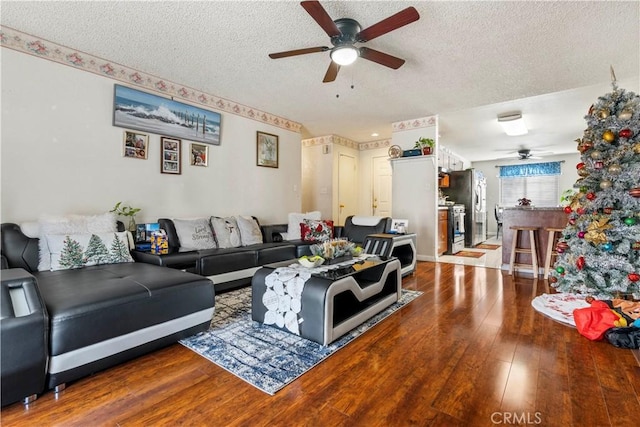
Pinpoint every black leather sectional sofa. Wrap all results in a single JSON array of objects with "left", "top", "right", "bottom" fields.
[
  {"left": 131, "top": 217, "right": 392, "bottom": 292},
  {"left": 0, "top": 223, "right": 215, "bottom": 406}
]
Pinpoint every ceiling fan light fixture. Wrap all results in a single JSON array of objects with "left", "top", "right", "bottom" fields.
[
  {"left": 330, "top": 46, "right": 359, "bottom": 66},
  {"left": 497, "top": 112, "right": 528, "bottom": 136}
]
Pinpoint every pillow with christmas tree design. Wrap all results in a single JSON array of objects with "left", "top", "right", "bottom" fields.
[{"left": 45, "top": 231, "right": 133, "bottom": 271}]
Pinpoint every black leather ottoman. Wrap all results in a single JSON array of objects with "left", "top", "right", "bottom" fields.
[{"left": 1, "top": 269, "right": 48, "bottom": 406}]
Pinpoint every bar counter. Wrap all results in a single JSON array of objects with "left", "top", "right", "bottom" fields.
[{"left": 501, "top": 207, "right": 569, "bottom": 271}]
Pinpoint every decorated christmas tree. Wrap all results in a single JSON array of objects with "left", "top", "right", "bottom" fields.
[
  {"left": 85, "top": 234, "right": 110, "bottom": 265},
  {"left": 58, "top": 236, "right": 86, "bottom": 269},
  {"left": 550, "top": 69, "right": 640, "bottom": 299},
  {"left": 109, "top": 233, "right": 131, "bottom": 263}
]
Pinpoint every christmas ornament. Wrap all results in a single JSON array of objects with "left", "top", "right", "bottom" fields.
[
  {"left": 584, "top": 218, "right": 613, "bottom": 245},
  {"left": 618, "top": 107, "right": 633, "bottom": 120},
  {"left": 619, "top": 128, "right": 633, "bottom": 139},
  {"left": 629, "top": 188, "right": 640, "bottom": 198},
  {"left": 579, "top": 141, "right": 594, "bottom": 153},
  {"left": 603, "top": 207, "right": 613, "bottom": 214},
  {"left": 602, "top": 242, "right": 613, "bottom": 252},
  {"left": 624, "top": 217, "right": 637, "bottom": 226},
  {"left": 549, "top": 276, "right": 558, "bottom": 284},
  {"left": 579, "top": 186, "right": 588, "bottom": 193},
  {"left": 576, "top": 256, "right": 585, "bottom": 270},
  {"left": 628, "top": 273, "right": 640, "bottom": 282},
  {"left": 602, "top": 130, "right": 615, "bottom": 142},
  {"left": 598, "top": 109, "right": 610, "bottom": 120},
  {"left": 569, "top": 218, "right": 576, "bottom": 225},
  {"left": 576, "top": 162, "right": 585, "bottom": 170},
  {"left": 578, "top": 168, "right": 590, "bottom": 177},
  {"left": 632, "top": 242, "right": 640, "bottom": 250},
  {"left": 557, "top": 247, "right": 564, "bottom": 254},
  {"left": 557, "top": 241, "right": 569, "bottom": 251},
  {"left": 556, "top": 266, "right": 565, "bottom": 274},
  {"left": 578, "top": 231, "right": 586, "bottom": 238},
  {"left": 590, "top": 150, "right": 603, "bottom": 160},
  {"left": 594, "top": 161, "right": 604, "bottom": 169},
  {"left": 599, "top": 180, "right": 612, "bottom": 190},
  {"left": 563, "top": 206, "right": 573, "bottom": 214},
  {"left": 586, "top": 192, "right": 596, "bottom": 200},
  {"left": 577, "top": 207, "right": 586, "bottom": 215},
  {"left": 607, "top": 164, "right": 622, "bottom": 175},
  {"left": 634, "top": 143, "right": 640, "bottom": 154},
  {"left": 588, "top": 105, "right": 594, "bottom": 115}
]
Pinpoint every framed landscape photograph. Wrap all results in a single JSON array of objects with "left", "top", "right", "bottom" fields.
[
  {"left": 190, "top": 142, "right": 208, "bottom": 167},
  {"left": 160, "top": 136, "right": 181, "bottom": 174},
  {"left": 123, "top": 130, "right": 148, "bottom": 159},
  {"left": 256, "top": 131, "right": 278, "bottom": 168},
  {"left": 113, "top": 84, "right": 221, "bottom": 145}
]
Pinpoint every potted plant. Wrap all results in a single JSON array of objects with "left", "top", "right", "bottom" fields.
[
  {"left": 110, "top": 201, "right": 141, "bottom": 232},
  {"left": 414, "top": 137, "right": 435, "bottom": 155}
]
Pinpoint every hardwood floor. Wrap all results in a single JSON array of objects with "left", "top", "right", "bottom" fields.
[{"left": 2, "top": 262, "right": 639, "bottom": 426}]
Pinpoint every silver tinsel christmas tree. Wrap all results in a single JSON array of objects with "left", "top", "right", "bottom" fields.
[{"left": 550, "top": 69, "right": 640, "bottom": 299}]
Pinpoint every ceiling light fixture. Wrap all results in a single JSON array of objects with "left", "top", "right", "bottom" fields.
[
  {"left": 371, "top": 132, "right": 379, "bottom": 137},
  {"left": 330, "top": 46, "right": 359, "bottom": 66},
  {"left": 497, "top": 112, "right": 528, "bottom": 136}
]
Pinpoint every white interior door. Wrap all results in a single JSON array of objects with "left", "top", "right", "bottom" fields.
[
  {"left": 372, "top": 156, "right": 392, "bottom": 217},
  {"left": 338, "top": 154, "right": 357, "bottom": 225}
]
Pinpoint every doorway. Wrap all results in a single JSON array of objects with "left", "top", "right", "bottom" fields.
[
  {"left": 338, "top": 153, "right": 357, "bottom": 225},
  {"left": 372, "top": 156, "right": 392, "bottom": 217}
]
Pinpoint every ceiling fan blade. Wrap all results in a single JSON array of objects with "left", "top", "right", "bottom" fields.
[
  {"left": 359, "top": 47, "right": 405, "bottom": 69},
  {"left": 269, "top": 46, "right": 329, "bottom": 59},
  {"left": 356, "top": 7, "right": 420, "bottom": 42},
  {"left": 301, "top": 1, "right": 341, "bottom": 38},
  {"left": 323, "top": 61, "right": 340, "bottom": 83}
]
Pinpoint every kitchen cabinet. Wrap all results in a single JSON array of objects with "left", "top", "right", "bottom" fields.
[{"left": 438, "top": 208, "right": 449, "bottom": 255}]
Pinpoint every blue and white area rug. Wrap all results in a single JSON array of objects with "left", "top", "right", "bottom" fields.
[{"left": 180, "top": 286, "right": 422, "bottom": 395}]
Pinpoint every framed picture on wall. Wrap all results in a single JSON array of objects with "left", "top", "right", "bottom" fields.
[
  {"left": 113, "top": 84, "right": 221, "bottom": 145},
  {"left": 256, "top": 131, "right": 278, "bottom": 168},
  {"left": 123, "top": 130, "right": 148, "bottom": 159},
  {"left": 160, "top": 136, "right": 181, "bottom": 174},
  {"left": 190, "top": 142, "right": 208, "bottom": 167}
]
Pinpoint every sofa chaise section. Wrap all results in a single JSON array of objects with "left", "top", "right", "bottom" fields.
[{"left": 0, "top": 222, "right": 215, "bottom": 397}]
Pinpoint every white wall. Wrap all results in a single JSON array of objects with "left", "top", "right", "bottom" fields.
[
  {"left": 472, "top": 152, "right": 581, "bottom": 235},
  {"left": 1, "top": 49, "right": 302, "bottom": 224}
]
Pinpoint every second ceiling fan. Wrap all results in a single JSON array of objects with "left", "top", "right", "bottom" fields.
[{"left": 269, "top": 1, "right": 420, "bottom": 83}]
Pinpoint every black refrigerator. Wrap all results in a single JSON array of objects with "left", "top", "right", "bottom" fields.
[{"left": 441, "top": 169, "right": 487, "bottom": 247}]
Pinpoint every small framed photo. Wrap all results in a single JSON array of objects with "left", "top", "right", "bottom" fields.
[
  {"left": 190, "top": 142, "right": 208, "bottom": 167},
  {"left": 160, "top": 136, "right": 181, "bottom": 174},
  {"left": 390, "top": 219, "right": 409, "bottom": 234},
  {"left": 123, "top": 130, "right": 148, "bottom": 159},
  {"left": 256, "top": 131, "right": 278, "bottom": 168}
]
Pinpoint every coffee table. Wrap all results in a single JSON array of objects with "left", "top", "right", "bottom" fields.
[{"left": 251, "top": 256, "right": 401, "bottom": 345}]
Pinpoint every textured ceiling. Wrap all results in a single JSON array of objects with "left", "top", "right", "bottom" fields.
[{"left": 2, "top": 0, "right": 639, "bottom": 161}]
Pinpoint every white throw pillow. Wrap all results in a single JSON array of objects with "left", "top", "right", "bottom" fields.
[
  {"left": 46, "top": 231, "right": 133, "bottom": 271},
  {"left": 210, "top": 216, "right": 242, "bottom": 248},
  {"left": 172, "top": 218, "right": 217, "bottom": 250},
  {"left": 37, "top": 212, "right": 117, "bottom": 271},
  {"left": 236, "top": 216, "right": 263, "bottom": 246},
  {"left": 287, "top": 211, "right": 321, "bottom": 240}
]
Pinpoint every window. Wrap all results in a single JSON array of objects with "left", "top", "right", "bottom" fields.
[{"left": 499, "top": 162, "right": 562, "bottom": 207}]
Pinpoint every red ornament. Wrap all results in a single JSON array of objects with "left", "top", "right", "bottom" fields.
[
  {"left": 557, "top": 242, "right": 569, "bottom": 251},
  {"left": 576, "top": 162, "right": 585, "bottom": 170},
  {"left": 577, "top": 207, "right": 586, "bottom": 215},
  {"left": 594, "top": 161, "right": 604, "bottom": 170},
  {"left": 579, "top": 141, "right": 594, "bottom": 153},
  {"left": 586, "top": 192, "right": 596, "bottom": 200},
  {"left": 563, "top": 206, "right": 573, "bottom": 214},
  {"left": 603, "top": 207, "right": 613, "bottom": 214},
  {"left": 629, "top": 188, "right": 640, "bottom": 198},
  {"left": 576, "top": 256, "right": 585, "bottom": 270},
  {"left": 549, "top": 275, "right": 558, "bottom": 283},
  {"left": 629, "top": 273, "right": 640, "bottom": 282},
  {"left": 619, "top": 128, "right": 633, "bottom": 139}
]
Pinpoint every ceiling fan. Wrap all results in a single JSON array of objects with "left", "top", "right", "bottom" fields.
[{"left": 268, "top": 1, "right": 420, "bottom": 83}]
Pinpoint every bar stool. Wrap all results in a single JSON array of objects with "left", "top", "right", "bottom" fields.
[
  {"left": 509, "top": 226, "right": 539, "bottom": 277},
  {"left": 543, "top": 227, "right": 564, "bottom": 280}
]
